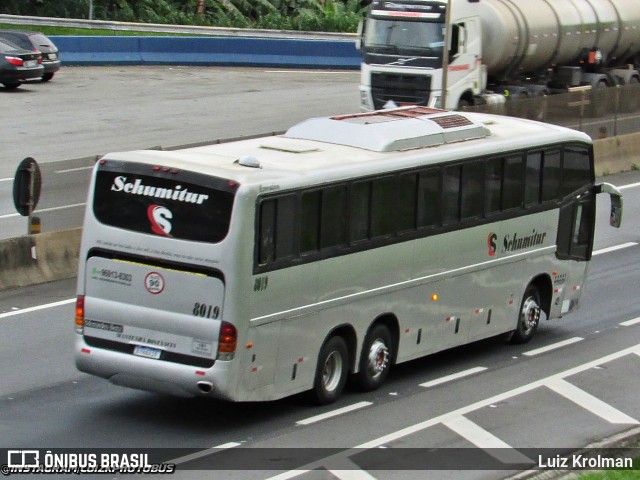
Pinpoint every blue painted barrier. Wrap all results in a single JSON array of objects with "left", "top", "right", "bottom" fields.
[{"left": 50, "top": 36, "right": 361, "bottom": 69}]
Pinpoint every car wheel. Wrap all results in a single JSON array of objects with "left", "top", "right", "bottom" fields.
[
  {"left": 2, "top": 82, "right": 21, "bottom": 90},
  {"left": 41, "top": 73, "right": 54, "bottom": 82}
]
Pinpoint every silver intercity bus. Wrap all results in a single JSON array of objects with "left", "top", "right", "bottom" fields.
[{"left": 74, "top": 106, "right": 622, "bottom": 404}]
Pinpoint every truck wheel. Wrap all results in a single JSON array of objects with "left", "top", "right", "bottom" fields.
[
  {"left": 509, "top": 286, "right": 541, "bottom": 344},
  {"left": 356, "top": 324, "right": 392, "bottom": 391},
  {"left": 457, "top": 98, "right": 471, "bottom": 111},
  {"left": 311, "top": 336, "right": 348, "bottom": 405}
]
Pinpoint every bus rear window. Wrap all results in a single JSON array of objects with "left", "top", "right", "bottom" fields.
[{"left": 93, "top": 163, "right": 237, "bottom": 243}]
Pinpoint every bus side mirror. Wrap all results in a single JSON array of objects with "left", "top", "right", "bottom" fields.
[{"left": 595, "top": 182, "right": 623, "bottom": 228}]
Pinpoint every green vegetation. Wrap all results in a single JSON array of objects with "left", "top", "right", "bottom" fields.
[
  {"left": 0, "top": 0, "right": 367, "bottom": 32},
  {"left": 576, "top": 457, "right": 640, "bottom": 480}
]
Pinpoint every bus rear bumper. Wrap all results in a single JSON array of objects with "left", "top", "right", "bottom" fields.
[{"left": 74, "top": 336, "right": 234, "bottom": 400}]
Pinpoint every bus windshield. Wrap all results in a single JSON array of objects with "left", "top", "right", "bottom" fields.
[{"left": 92, "top": 162, "right": 237, "bottom": 243}]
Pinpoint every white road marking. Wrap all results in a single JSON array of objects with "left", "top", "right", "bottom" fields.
[
  {"left": 546, "top": 378, "right": 638, "bottom": 425},
  {"left": 592, "top": 242, "right": 638, "bottom": 256},
  {"left": 0, "top": 202, "right": 86, "bottom": 220},
  {"left": 327, "top": 457, "right": 378, "bottom": 480},
  {"left": 170, "top": 441, "right": 241, "bottom": 465},
  {"left": 266, "top": 343, "right": 640, "bottom": 480},
  {"left": 420, "top": 366, "right": 487, "bottom": 388},
  {"left": 0, "top": 298, "right": 75, "bottom": 319},
  {"left": 441, "top": 415, "right": 533, "bottom": 463},
  {"left": 0, "top": 177, "right": 13, "bottom": 182},
  {"left": 522, "top": 337, "right": 584, "bottom": 357},
  {"left": 618, "top": 182, "right": 640, "bottom": 190},
  {"left": 296, "top": 401, "right": 373, "bottom": 426},
  {"left": 620, "top": 317, "right": 640, "bottom": 327}
]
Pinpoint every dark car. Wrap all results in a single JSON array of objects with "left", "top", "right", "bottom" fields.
[
  {"left": 0, "top": 30, "right": 60, "bottom": 81},
  {"left": 0, "top": 38, "right": 43, "bottom": 90}
]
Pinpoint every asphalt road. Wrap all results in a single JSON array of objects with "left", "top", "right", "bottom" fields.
[
  {"left": 0, "top": 65, "right": 360, "bottom": 237},
  {"left": 1, "top": 67, "right": 640, "bottom": 479},
  {"left": 1, "top": 66, "right": 639, "bottom": 238},
  {"left": 0, "top": 171, "right": 638, "bottom": 479}
]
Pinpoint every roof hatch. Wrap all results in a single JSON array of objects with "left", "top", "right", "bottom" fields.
[{"left": 284, "top": 106, "right": 491, "bottom": 152}]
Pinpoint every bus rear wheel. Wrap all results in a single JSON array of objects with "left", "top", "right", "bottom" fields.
[
  {"left": 356, "top": 324, "right": 392, "bottom": 391},
  {"left": 311, "top": 336, "right": 348, "bottom": 405},
  {"left": 510, "top": 286, "right": 541, "bottom": 344}
]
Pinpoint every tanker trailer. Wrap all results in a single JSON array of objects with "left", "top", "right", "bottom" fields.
[{"left": 357, "top": 0, "right": 640, "bottom": 113}]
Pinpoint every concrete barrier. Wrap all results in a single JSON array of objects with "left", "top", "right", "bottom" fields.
[
  {"left": 0, "top": 131, "right": 638, "bottom": 292},
  {"left": 51, "top": 35, "right": 361, "bottom": 69},
  {"left": 0, "top": 228, "right": 81, "bottom": 291},
  {"left": 593, "top": 131, "right": 640, "bottom": 177}
]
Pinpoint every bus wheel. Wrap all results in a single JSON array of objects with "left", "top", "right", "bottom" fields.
[
  {"left": 510, "top": 286, "right": 541, "bottom": 344},
  {"left": 356, "top": 324, "right": 392, "bottom": 391},
  {"left": 311, "top": 336, "right": 348, "bottom": 405}
]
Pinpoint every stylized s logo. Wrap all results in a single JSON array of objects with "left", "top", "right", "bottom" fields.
[
  {"left": 487, "top": 232, "right": 497, "bottom": 257},
  {"left": 147, "top": 205, "right": 173, "bottom": 237}
]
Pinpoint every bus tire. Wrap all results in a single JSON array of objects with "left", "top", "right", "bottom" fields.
[
  {"left": 356, "top": 324, "right": 392, "bottom": 391},
  {"left": 311, "top": 336, "right": 349, "bottom": 405},
  {"left": 510, "top": 286, "right": 541, "bottom": 344}
]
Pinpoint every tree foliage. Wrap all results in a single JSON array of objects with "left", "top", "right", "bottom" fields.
[{"left": 0, "top": 0, "right": 368, "bottom": 32}]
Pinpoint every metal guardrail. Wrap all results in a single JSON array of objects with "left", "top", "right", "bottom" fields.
[{"left": 0, "top": 13, "right": 356, "bottom": 41}]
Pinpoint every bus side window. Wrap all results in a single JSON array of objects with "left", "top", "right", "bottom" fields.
[
  {"left": 300, "top": 190, "right": 321, "bottom": 254},
  {"left": 275, "top": 195, "right": 297, "bottom": 260},
  {"left": 485, "top": 157, "right": 502, "bottom": 214},
  {"left": 258, "top": 195, "right": 296, "bottom": 264},
  {"left": 524, "top": 152, "right": 542, "bottom": 206},
  {"left": 541, "top": 149, "right": 561, "bottom": 202},
  {"left": 503, "top": 155, "right": 524, "bottom": 210},
  {"left": 461, "top": 161, "right": 484, "bottom": 219},
  {"left": 371, "top": 176, "right": 396, "bottom": 237},
  {"left": 259, "top": 199, "right": 276, "bottom": 264},
  {"left": 321, "top": 185, "right": 348, "bottom": 248},
  {"left": 350, "top": 181, "right": 371, "bottom": 243},
  {"left": 397, "top": 173, "right": 418, "bottom": 232},
  {"left": 442, "top": 165, "right": 461, "bottom": 225},
  {"left": 561, "top": 146, "right": 592, "bottom": 196},
  {"left": 417, "top": 169, "right": 440, "bottom": 228}
]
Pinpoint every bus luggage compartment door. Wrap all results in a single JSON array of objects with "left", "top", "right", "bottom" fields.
[{"left": 82, "top": 256, "right": 225, "bottom": 367}]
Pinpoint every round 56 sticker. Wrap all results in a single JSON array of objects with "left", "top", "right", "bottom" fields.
[{"left": 144, "top": 272, "right": 165, "bottom": 294}]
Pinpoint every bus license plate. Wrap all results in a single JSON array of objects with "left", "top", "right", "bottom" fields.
[{"left": 133, "top": 345, "right": 161, "bottom": 360}]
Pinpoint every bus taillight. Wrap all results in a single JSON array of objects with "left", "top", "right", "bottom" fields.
[
  {"left": 217, "top": 321, "right": 237, "bottom": 360},
  {"left": 75, "top": 295, "right": 85, "bottom": 334}
]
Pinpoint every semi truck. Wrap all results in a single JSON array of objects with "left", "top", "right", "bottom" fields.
[{"left": 357, "top": 0, "right": 640, "bottom": 113}]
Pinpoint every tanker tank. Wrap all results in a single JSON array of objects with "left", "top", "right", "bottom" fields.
[{"left": 478, "top": 0, "right": 640, "bottom": 79}]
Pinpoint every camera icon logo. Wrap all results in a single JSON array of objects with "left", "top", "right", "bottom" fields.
[{"left": 7, "top": 450, "right": 39, "bottom": 467}]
